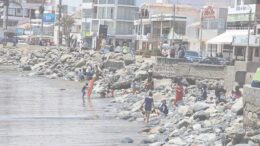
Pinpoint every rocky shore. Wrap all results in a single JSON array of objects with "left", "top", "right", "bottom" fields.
[{"left": 1, "top": 46, "right": 259, "bottom": 146}]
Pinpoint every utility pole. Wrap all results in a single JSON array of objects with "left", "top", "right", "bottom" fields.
[
  {"left": 39, "top": 0, "right": 45, "bottom": 41},
  {"left": 172, "top": 3, "right": 176, "bottom": 44},
  {"left": 245, "top": 8, "right": 252, "bottom": 62},
  {"left": 199, "top": 9, "right": 204, "bottom": 56},
  {"left": 58, "top": 0, "right": 62, "bottom": 48},
  {"left": 3, "top": 0, "right": 9, "bottom": 30}
]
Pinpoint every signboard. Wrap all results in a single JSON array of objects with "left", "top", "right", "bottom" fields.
[
  {"left": 84, "top": 32, "right": 93, "bottom": 37},
  {"left": 202, "top": 6, "right": 216, "bottom": 19},
  {"left": 43, "top": 13, "right": 55, "bottom": 23},
  {"left": 227, "top": 13, "right": 254, "bottom": 22},
  {"left": 232, "top": 35, "right": 258, "bottom": 46}
]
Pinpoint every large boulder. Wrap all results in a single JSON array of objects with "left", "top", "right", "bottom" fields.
[
  {"left": 193, "top": 111, "right": 210, "bottom": 121},
  {"left": 60, "top": 54, "right": 73, "bottom": 63},
  {"left": 75, "top": 59, "right": 86, "bottom": 67},
  {"left": 121, "top": 137, "right": 134, "bottom": 143},
  {"left": 192, "top": 102, "right": 209, "bottom": 112},
  {"left": 231, "top": 98, "right": 243, "bottom": 115}
]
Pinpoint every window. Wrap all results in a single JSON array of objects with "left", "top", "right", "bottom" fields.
[
  {"left": 83, "top": 9, "right": 93, "bottom": 18},
  {"left": 92, "top": 20, "right": 99, "bottom": 32},
  {"left": 83, "top": 0, "right": 93, "bottom": 2},
  {"left": 8, "top": 8, "right": 15, "bottom": 16},
  {"left": 117, "top": 0, "right": 135, "bottom": 5},
  {"left": 255, "top": 48, "right": 259, "bottom": 57},
  {"left": 116, "top": 22, "right": 133, "bottom": 35},
  {"left": 98, "top": 0, "right": 106, "bottom": 4},
  {"left": 117, "top": 7, "right": 136, "bottom": 20}
]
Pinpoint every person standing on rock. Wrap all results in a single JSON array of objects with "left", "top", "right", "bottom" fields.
[
  {"left": 159, "top": 99, "right": 168, "bottom": 117},
  {"left": 174, "top": 82, "right": 184, "bottom": 106},
  {"left": 215, "top": 84, "right": 227, "bottom": 104},
  {"left": 196, "top": 84, "right": 207, "bottom": 102},
  {"left": 141, "top": 92, "right": 154, "bottom": 123}
]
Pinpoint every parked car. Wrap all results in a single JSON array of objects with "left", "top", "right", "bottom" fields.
[
  {"left": 184, "top": 51, "right": 202, "bottom": 62},
  {"left": 0, "top": 37, "right": 18, "bottom": 46},
  {"left": 199, "top": 57, "right": 229, "bottom": 65}
]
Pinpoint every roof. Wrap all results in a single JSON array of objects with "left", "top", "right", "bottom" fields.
[{"left": 206, "top": 30, "right": 249, "bottom": 45}]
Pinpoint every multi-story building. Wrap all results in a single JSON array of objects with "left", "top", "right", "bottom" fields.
[
  {"left": 81, "top": 0, "right": 137, "bottom": 49},
  {"left": 134, "top": 1, "right": 200, "bottom": 51},
  {"left": 207, "top": 0, "right": 260, "bottom": 60}
]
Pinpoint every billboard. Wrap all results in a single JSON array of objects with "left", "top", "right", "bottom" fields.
[{"left": 43, "top": 13, "right": 55, "bottom": 23}]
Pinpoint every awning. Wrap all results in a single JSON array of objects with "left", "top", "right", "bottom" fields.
[{"left": 206, "top": 30, "right": 249, "bottom": 45}]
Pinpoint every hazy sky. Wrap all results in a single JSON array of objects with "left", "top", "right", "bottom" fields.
[{"left": 64, "top": 0, "right": 207, "bottom": 7}]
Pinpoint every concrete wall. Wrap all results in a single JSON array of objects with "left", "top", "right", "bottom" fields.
[
  {"left": 153, "top": 63, "right": 226, "bottom": 79},
  {"left": 243, "top": 85, "right": 260, "bottom": 129}
]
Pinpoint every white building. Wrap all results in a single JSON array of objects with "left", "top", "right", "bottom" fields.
[
  {"left": 81, "top": 0, "right": 137, "bottom": 49},
  {"left": 207, "top": 0, "right": 259, "bottom": 60}
]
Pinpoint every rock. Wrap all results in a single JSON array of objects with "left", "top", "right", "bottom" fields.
[
  {"left": 135, "top": 70, "right": 148, "bottom": 81},
  {"left": 192, "top": 102, "right": 209, "bottom": 112},
  {"left": 168, "top": 137, "right": 186, "bottom": 145},
  {"left": 21, "top": 65, "right": 31, "bottom": 71},
  {"left": 193, "top": 124, "right": 202, "bottom": 131},
  {"left": 60, "top": 54, "right": 72, "bottom": 63},
  {"left": 149, "top": 142, "right": 163, "bottom": 146},
  {"left": 141, "top": 138, "right": 156, "bottom": 144},
  {"left": 121, "top": 137, "right": 134, "bottom": 143},
  {"left": 118, "top": 111, "right": 132, "bottom": 120},
  {"left": 177, "top": 119, "right": 190, "bottom": 129},
  {"left": 178, "top": 106, "right": 193, "bottom": 116},
  {"left": 231, "top": 98, "right": 243, "bottom": 115},
  {"left": 193, "top": 111, "right": 210, "bottom": 121},
  {"left": 112, "top": 80, "right": 131, "bottom": 90},
  {"left": 196, "top": 133, "right": 216, "bottom": 142},
  {"left": 75, "top": 59, "right": 86, "bottom": 67}
]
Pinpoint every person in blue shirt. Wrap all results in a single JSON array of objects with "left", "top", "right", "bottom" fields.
[{"left": 141, "top": 92, "right": 154, "bottom": 123}]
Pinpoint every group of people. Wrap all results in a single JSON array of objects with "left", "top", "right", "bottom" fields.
[
  {"left": 161, "top": 43, "right": 186, "bottom": 59},
  {"left": 77, "top": 64, "right": 102, "bottom": 82},
  {"left": 80, "top": 63, "right": 108, "bottom": 98},
  {"left": 140, "top": 76, "right": 243, "bottom": 123}
]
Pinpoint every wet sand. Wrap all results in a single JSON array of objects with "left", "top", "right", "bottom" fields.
[{"left": 0, "top": 66, "right": 146, "bottom": 146}]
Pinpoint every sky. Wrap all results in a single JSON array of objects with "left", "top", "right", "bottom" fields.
[{"left": 64, "top": 0, "right": 206, "bottom": 7}]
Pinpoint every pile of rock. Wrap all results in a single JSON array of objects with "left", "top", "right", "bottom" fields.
[{"left": 113, "top": 85, "right": 258, "bottom": 145}]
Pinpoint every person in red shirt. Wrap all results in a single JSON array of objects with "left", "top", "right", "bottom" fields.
[{"left": 174, "top": 82, "right": 184, "bottom": 105}]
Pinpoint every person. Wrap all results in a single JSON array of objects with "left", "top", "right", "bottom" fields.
[
  {"left": 141, "top": 92, "right": 154, "bottom": 123},
  {"left": 251, "top": 68, "right": 260, "bottom": 88},
  {"left": 145, "top": 77, "right": 154, "bottom": 91},
  {"left": 81, "top": 82, "right": 89, "bottom": 98},
  {"left": 86, "top": 64, "right": 94, "bottom": 80},
  {"left": 196, "top": 84, "right": 207, "bottom": 101},
  {"left": 215, "top": 84, "right": 227, "bottom": 104},
  {"left": 131, "top": 80, "right": 137, "bottom": 94},
  {"left": 159, "top": 99, "right": 168, "bottom": 117},
  {"left": 231, "top": 86, "right": 242, "bottom": 100},
  {"left": 122, "top": 43, "right": 129, "bottom": 54},
  {"left": 78, "top": 69, "right": 85, "bottom": 81},
  {"left": 174, "top": 82, "right": 184, "bottom": 105}
]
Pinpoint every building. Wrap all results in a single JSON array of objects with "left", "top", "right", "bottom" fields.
[
  {"left": 207, "top": 0, "right": 260, "bottom": 60},
  {"left": 134, "top": 1, "right": 200, "bottom": 51},
  {"left": 81, "top": 0, "right": 137, "bottom": 49},
  {"left": 199, "top": 6, "right": 228, "bottom": 57}
]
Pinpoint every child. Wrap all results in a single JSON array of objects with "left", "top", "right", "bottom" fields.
[
  {"left": 196, "top": 84, "right": 207, "bottom": 102},
  {"left": 159, "top": 100, "right": 168, "bottom": 117},
  {"left": 81, "top": 82, "right": 89, "bottom": 98},
  {"left": 174, "top": 82, "right": 184, "bottom": 106}
]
